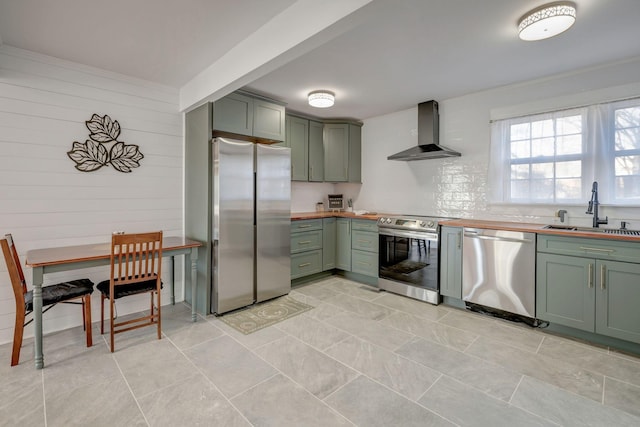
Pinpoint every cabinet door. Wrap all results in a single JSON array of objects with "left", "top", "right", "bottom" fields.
[
  {"left": 286, "top": 116, "right": 309, "bottom": 181},
  {"left": 291, "top": 250, "right": 322, "bottom": 279},
  {"left": 290, "top": 230, "right": 322, "bottom": 254},
  {"left": 212, "top": 93, "right": 253, "bottom": 135},
  {"left": 336, "top": 218, "right": 351, "bottom": 271},
  {"left": 595, "top": 260, "right": 640, "bottom": 344},
  {"left": 324, "top": 123, "right": 349, "bottom": 182},
  {"left": 323, "top": 217, "right": 336, "bottom": 270},
  {"left": 308, "top": 120, "right": 324, "bottom": 182},
  {"left": 351, "top": 250, "right": 378, "bottom": 277},
  {"left": 536, "top": 253, "right": 595, "bottom": 332},
  {"left": 348, "top": 124, "right": 361, "bottom": 183},
  {"left": 440, "top": 226, "right": 462, "bottom": 298},
  {"left": 253, "top": 99, "right": 285, "bottom": 141}
]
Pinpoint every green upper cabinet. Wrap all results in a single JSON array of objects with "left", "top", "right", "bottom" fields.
[
  {"left": 308, "top": 120, "right": 324, "bottom": 182},
  {"left": 324, "top": 123, "right": 349, "bottom": 182},
  {"left": 324, "top": 121, "right": 362, "bottom": 183},
  {"left": 212, "top": 92, "right": 253, "bottom": 136},
  {"left": 253, "top": 98, "right": 286, "bottom": 141},
  {"left": 212, "top": 91, "right": 285, "bottom": 142},
  {"left": 286, "top": 115, "right": 309, "bottom": 181}
]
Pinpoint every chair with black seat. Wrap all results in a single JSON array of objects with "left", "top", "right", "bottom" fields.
[
  {"left": 97, "top": 231, "right": 163, "bottom": 352},
  {"left": 1, "top": 234, "right": 94, "bottom": 366}
]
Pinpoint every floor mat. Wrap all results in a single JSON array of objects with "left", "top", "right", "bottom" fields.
[{"left": 219, "top": 296, "right": 313, "bottom": 334}]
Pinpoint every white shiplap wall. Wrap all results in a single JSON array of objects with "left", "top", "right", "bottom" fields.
[{"left": 0, "top": 46, "right": 183, "bottom": 345}]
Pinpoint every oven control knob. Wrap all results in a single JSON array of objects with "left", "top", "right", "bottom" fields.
[
  {"left": 427, "top": 220, "right": 435, "bottom": 228},
  {"left": 385, "top": 218, "right": 392, "bottom": 224},
  {"left": 419, "top": 221, "right": 426, "bottom": 227}
]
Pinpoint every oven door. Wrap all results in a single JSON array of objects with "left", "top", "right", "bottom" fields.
[{"left": 378, "top": 228, "right": 440, "bottom": 304}]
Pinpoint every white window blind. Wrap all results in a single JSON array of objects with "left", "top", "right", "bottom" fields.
[{"left": 488, "top": 98, "right": 640, "bottom": 205}]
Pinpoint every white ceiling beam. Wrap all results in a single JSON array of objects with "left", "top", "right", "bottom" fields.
[{"left": 179, "top": 0, "right": 373, "bottom": 112}]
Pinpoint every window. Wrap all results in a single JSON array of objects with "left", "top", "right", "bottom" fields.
[{"left": 489, "top": 98, "right": 640, "bottom": 205}]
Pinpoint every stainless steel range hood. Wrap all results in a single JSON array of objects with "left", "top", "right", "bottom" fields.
[{"left": 387, "top": 100, "right": 461, "bottom": 161}]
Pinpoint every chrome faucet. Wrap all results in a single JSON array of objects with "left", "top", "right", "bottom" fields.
[{"left": 585, "top": 181, "right": 608, "bottom": 228}]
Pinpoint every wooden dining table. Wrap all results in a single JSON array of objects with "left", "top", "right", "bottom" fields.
[{"left": 25, "top": 236, "right": 201, "bottom": 369}]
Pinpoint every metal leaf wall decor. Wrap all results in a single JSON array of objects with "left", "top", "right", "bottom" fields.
[{"left": 67, "top": 114, "right": 144, "bottom": 173}]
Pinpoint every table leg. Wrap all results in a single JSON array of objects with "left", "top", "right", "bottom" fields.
[
  {"left": 32, "top": 267, "right": 44, "bottom": 369},
  {"left": 190, "top": 247, "right": 198, "bottom": 322}
]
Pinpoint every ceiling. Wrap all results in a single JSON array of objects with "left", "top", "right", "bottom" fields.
[{"left": 2, "top": 0, "right": 640, "bottom": 120}]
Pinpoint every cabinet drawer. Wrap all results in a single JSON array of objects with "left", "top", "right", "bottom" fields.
[
  {"left": 351, "top": 250, "right": 378, "bottom": 277},
  {"left": 291, "top": 219, "right": 322, "bottom": 233},
  {"left": 352, "top": 219, "right": 378, "bottom": 232},
  {"left": 352, "top": 230, "right": 378, "bottom": 253},
  {"left": 291, "top": 250, "right": 322, "bottom": 279},
  {"left": 537, "top": 235, "right": 640, "bottom": 262},
  {"left": 291, "top": 230, "right": 322, "bottom": 254}
]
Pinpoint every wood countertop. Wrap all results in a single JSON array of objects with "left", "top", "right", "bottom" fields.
[
  {"left": 440, "top": 218, "right": 640, "bottom": 242},
  {"left": 291, "top": 214, "right": 640, "bottom": 242},
  {"left": 291, "top": 211, "right": 387, "bottom": 221}
]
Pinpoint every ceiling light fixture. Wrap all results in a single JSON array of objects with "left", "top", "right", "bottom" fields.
[
  {"left": 308, "top": 90, "right": 335, "bottom": 108},
  {"left": 518, "top": 1, "right": 577, "bottom": 41}
]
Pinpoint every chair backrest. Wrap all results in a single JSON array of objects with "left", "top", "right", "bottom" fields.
[
  {"left": 4, "top": 234, "right": 27, "bottom": 294},
  {"left": 110, "top": 231, "right": 163, "bottom": 286},
  {"left": 1, "top": 237, "right": 26, "bottom": 309}
]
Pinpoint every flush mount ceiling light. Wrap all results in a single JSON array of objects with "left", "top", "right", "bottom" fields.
[
  {"left": 518, "top": 1, "right": 577, "bottom": 41},
  {"left": 308, "top": 90, "right": 335, "bottom": 108}
]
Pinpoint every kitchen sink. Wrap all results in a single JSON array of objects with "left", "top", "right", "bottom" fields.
[
  {"left": 543, "top": 224, "right": 640, "bottom": 236},
  {"left": 543, "top": 224, "right": 578, "bottom": 231}
]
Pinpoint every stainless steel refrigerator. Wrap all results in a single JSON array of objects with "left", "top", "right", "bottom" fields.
[{"left": 211, "top": 137, "right": 291, "bottom": 314}]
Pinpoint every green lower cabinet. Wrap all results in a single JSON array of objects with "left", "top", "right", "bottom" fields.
[
  {"left": 351, "top": 250, "right": 378, "bottom": 276},
  {"left": 291, "top": 250, "right": 322, "bottom": 279},
  {"left": 595, "top": 260, "right": 640, "bottom": 343},
  {"left": 440, "top": 226, "right": 463, "bottom": 299},
  {"left": 537, "top": 242, "right": 640, "bottom": 345},
  {"left": 290, "top": 230, "right": 322, "bottom": 254},
  {"left": 336, "top": 218, "right": 351, "bottom": 271},
  {"left": 536, "top": 253, "right": 595, "bottom": 332},
  {"left": 323, "top": 218, "right": 336, "bottom": 270}
]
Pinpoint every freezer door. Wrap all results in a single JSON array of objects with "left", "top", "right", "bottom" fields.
[
  {"left": 212, "top": 138, "right": 255, "bottom": 314},
  {"left": 256, "top": 143, "right": 291, "bottom": 302}
]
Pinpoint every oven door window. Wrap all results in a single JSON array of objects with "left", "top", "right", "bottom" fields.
[{"left": 379, "top": 235, "right": 438, "bottom": 291}]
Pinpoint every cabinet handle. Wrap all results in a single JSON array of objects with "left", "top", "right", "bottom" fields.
[
  {"left": 580, "top": 246, "right": 615, "bottom": 254},
  {"left": 298, "top": 241, "right": 311, "bottom": 245},
  {"left": 298, "top": 262, "right": 311, "bottom": 268},
  {"left": 310, "top": 166, "right": 313, "bottom": 179},
  {"left": 457, "top": 231, "right": 461, "bottom": 249},
  {"left": 297, "top": 225, "right": 312, "bottom": 229},
  {"left": 357, "top": 261, "right": 370, "bottom": 266},
  {"left": 588, "top": 263, "right": 594, "bottom": 288},
  {"left": 600, "top": 264, "right": 606, "bottom": 290},
  {"left": 357, "top": 239, "right": 371, "bottom": 244}
]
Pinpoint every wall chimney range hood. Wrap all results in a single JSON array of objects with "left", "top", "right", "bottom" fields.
[{"left": 387, "top": 100, "right": 461, "bottom": 161}]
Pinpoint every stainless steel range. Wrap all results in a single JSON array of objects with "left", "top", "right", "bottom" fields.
[{"left": 377, "top": 215, "right": 447, "bottom": 305}]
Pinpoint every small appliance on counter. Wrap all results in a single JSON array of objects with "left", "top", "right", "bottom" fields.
[{"left": 328, "top": 194, "right": 343, "bottom": 212}]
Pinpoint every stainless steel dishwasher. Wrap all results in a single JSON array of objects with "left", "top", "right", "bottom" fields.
[{"left": 462, "top": 228, "right": 536, "bottom": 318}]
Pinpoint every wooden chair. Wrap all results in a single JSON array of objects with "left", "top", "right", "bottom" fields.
[
  {"left": 1, "top": 234, "right": 94, "bottom": 366},
  {"left": 97, "top": 231, "right": 163, "bottom": 352}
]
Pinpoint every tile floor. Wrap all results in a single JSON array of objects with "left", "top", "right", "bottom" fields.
[{"left": 2, "top": 276, "right": 640, "bottom": 426}]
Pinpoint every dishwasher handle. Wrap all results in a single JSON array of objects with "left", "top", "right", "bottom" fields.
[{"left": 463, "top": 231, "right": 533, "bottom": 244}]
